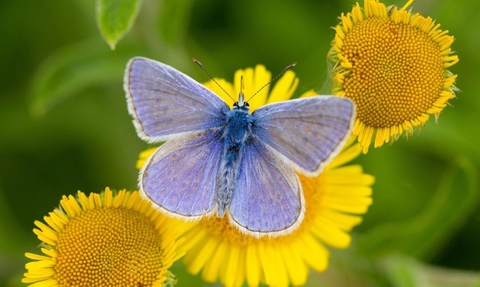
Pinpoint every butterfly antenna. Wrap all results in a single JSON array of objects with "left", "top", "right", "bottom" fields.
[
  {"left": 245, "top": 62, "right": 297, "bottom": 103},
  {"left": 193, "top": 58, "right": 235, "bottom": 102}
]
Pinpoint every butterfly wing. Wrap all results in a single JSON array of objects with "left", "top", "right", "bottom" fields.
[
  {"left": 251, "top": 96, "right": 355, "bottom": 176},
  {"left": 124, "top": 57, "right": 230, "bottom": 143},
  {"left": 229, "top": 140, "right": 304, "bottom": 237},
  {"left": 140, "top": 130, "right": 223, "bottom": 218}
]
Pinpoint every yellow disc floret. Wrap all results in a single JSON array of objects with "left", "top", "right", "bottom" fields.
[{"left": 330, "top": 0, "right": 459, "bottom": 152}]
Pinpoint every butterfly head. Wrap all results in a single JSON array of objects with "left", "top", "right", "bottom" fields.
[
  {"left": 233, "top": 91, "right": 250, "bottom": 111},
  {"left": 233, "top": 76, "right": 250, "bottom": 111}
]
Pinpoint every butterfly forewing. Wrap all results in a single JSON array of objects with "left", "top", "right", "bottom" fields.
[
  {"left": 141, "top": 130, "right": 223, "bottom": 218},
  {"left": 229, "top": 140, "right": 304, "bottom": 237},
  {"left": 252, "top": 96, "right": 355, "bottom": 176},
  {"left": 125, "top": 57, "right": 229, "bottom": 142}
]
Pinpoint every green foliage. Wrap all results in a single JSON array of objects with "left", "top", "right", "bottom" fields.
[
  {"left": 1, "top": 0, "right": 479, "bottom": 286},
  {"left": 357, "top": 156, "right": 479, "bottom": 261},
  {"left": 96, "top": 0, "right": 143, "bottom": 49},
  {"left": 28, "top": 40, "right": 137, "bottom": 117}
]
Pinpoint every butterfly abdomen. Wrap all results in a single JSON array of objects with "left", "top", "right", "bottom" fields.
[{"left": 216, "top": 109, "right": 253, "bottom": 217}]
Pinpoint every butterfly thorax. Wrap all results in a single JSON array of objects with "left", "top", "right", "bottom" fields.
[{"left": 217, "top": 101, "right": 254, "bottom": 217}]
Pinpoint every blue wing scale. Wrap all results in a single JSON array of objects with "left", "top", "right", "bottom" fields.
[
  {"left": 125, "top": 57, "right": 229, "bottom": 142},
  {"left": 229, "top": 139, "right": 304, "bottom": 237},
  {"left": 252, "top": 96, "right": 355, "bottom": 176},
  {"left": 140, "top": 130, "right": 223, "bottom": 218}
]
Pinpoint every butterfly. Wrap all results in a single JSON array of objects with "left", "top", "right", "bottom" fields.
[{"left": 124, "top": 57, "right": 355, "bottom": 237}]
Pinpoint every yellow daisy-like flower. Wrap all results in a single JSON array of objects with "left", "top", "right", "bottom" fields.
[
  {"left": 328, "top": 0, "right": 459, "bottom": 153},
  {"left": 22, "top": 188, "right": 184, "bottom": 287},
  {"left": 137, "top": 65, "right": 374, "bottom": 287}
]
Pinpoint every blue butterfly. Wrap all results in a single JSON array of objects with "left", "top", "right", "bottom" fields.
[{"left": 124, "top": 57, "right": 355, "bottom": 237}]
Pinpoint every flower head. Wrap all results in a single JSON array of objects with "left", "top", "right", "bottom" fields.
[
  {"left": 23, "top": 188, "right": 184, "bottom": 287},
  {"left": 329, "top": 0, "right": 459, "bottom": 153},
  {"left": 138, "top": 65, "right": 374, "bottom": 287}
]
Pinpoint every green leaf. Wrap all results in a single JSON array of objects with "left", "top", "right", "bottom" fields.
[
  {"left": 382, "top": 255, "right": 480, "bottom": 287},
  {"left": 357, "top": 156, "right": 479, "bottom": 259},
  {"left": 28, "top": 39, "right": 138, "bottom": 117},
  {"left": 382, "top": 256, "right": 421, "bottom": 287},
  {"left": 96, "top": 0, "right": 143, "bottom": 49}
]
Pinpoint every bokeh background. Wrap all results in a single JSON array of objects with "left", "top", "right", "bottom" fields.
[{"left": 1, "top": 0, "right": 479, "bottom": 286}]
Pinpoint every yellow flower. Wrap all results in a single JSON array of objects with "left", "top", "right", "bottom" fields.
[
  {"left": 328, "top": 0, "right": 459, "bottom": 153},
  {"left": 137, "top": 65, "right": 374, "bottom": 287},
  {"left": 22, "top": 188, "right": 184, "bottom": 287}
]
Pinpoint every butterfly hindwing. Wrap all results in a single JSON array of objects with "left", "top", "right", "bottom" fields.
[
  {"left": 125, "top": 57, "right": 230, "bottom": 143},
  {"left": 251, "top": 96, "right": 355, "bottom": 176},
  {"left": 141, "top": 130, "right": 223, "bottom": 218},
  {"left": 229, "top": 139, "right": 304, "bottom": 236}
]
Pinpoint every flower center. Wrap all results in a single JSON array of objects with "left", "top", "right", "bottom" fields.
[
  {"left": 54, "top": 207, "right": 164, "bottom": 286},
  {"left": 341, "top": 17, "right": 445, "bottom": 128}
]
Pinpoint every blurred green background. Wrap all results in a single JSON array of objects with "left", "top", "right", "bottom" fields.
[{"left": 1, "top": 0, "right": 479, "bottom": 286}]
